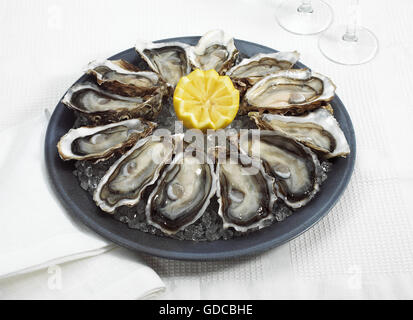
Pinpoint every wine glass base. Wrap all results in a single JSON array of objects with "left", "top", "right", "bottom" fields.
[
  {"left": 275, "top": 0, "right": 333, "bottom": 35},
  {"left": 318, "top": 25, "right": 379, "bottom": 65}
]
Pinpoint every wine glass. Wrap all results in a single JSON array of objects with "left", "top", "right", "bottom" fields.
[
  {"left": 318, "top": 0, "right": 378, "bottom": 65},
  {"left": 275, "top": 0, "right": 334, "bottom": 35}
]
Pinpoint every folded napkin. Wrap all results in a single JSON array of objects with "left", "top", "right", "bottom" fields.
[
  {"left": 0, "top": 247, "right": 165, "bottom": 299},
  {"left": 0, "top": 114, "right": 165, "bottom": 299}
]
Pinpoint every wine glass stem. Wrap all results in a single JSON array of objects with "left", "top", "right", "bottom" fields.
[
  {"left": 297, "top": 0, "right": 313, "bottom": 13},
  {"left": 342, "top": 0, "right": 359, "bottom": 42}
]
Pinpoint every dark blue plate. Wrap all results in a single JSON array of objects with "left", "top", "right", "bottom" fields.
[{"left": 45, "top": 37, "right": 356, "bottom": 260}]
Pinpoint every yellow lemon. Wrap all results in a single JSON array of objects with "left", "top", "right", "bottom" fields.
[{"left": 173, "top": 69, "right": 239, "bottom": 130}]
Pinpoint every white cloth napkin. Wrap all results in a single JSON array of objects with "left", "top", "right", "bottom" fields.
[
  {"left": 0, "top": 247, "right": 165, "bottom": 300},
  {"left": 0, "top": 114, "right": 165, "bottom": 299}
]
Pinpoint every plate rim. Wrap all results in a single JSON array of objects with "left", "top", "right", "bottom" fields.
[{"left": 44, "top": 36, "right": 356, "bottom": 261}]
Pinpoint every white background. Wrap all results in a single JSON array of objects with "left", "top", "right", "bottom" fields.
[{"left": 1, "top": 0, "right": 413, "bottom": 299}]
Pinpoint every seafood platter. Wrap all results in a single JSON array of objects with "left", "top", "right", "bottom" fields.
[{"left": 51, "top": 30, "right": 352, "bottom": 245}]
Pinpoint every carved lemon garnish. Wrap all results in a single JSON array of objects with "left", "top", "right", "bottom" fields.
[{"left": 173, "top": 69, "right": 239, "bottom": 130}]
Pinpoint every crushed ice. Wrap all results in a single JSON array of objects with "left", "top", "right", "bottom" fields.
[{"left": 71, "top": 96, "right": 331, "bottom": 241}]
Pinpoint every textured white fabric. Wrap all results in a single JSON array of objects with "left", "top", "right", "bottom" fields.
[
  {"left": 0, "top": 247, "right": 165, "bottom": 300},
  {"left": 1, "top": 0, "right": 412, "bottom": 299}
]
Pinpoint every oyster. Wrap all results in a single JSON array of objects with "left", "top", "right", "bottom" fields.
[
  {"left": 216, "top": 151, "right": 276, "bottom": 232},
  {"left": 242, "top": 69, "right": 336, "bottom": 115},
  {"left": 239, "top": 130, "right": 322, "bottom": 208},
  {"left": 249, "top": 108, "right": 350, "bottom": 158},
  {"left": 135, "top": 40, "right": 191, "bottom": 87},
  {"left": 146, "top": 148, "right": 216, "bottom": 234},
  {"left": 57, "top": 118, "right": 156, "bottom": 161},
  {"left": 86, "top": 59, "right": 165, "bottom": 97},
  {"left": 226, "top": 51, "right": 300, "bottom": 87},
  {"left": 62, "top": 82, "right": 163, "bottom": 124},
  {"left": 188, "top": 29, "right": 238, "bottom": 74},
  {"left": 94, "top": 134, "right": 180, "bottom": 213}
]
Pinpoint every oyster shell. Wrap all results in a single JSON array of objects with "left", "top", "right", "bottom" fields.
[
  {"left": 226, "top": 51, "right": 300, "bottom": 87},
  {"left": 249, "top": 108, "right": 350, "bottom": 158},
  {"left": 239, "top": 130, "right": 322, "bottom": 208},
  {"left": 135, "top": 40, "right": 191, "bottom": 87},
  {"left": 188, "top": 29, "right": 238, "bottom": 74},
  {"left": 62, "top": 82, "right": 163, "bottom": 124},
  {"left": 57, "top": 118, "right": 156, "bottom": 161},
  {"left": 242, "top": 69, "right": 336, "bottom": 115},
  {"left": 86, "top": 59, "right": 166, "bottom": 97},
  {"left": 93, "top": 134, "right": 181, "bottom": 213},
  {"left": 146, "top": 148, "right": 217, "bottom": 235},
  {"left": 216, "top": 151, "right": 276, "bottom": 232}
]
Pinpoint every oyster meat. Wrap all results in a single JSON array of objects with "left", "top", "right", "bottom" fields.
[
  {"left": 239, "top": 130, "right": 322, "bottom": 208},
  {"left": 216, "top": 151, "right": 276, "bottom": 232},
  {"left": 226, "top": 51, "right": 300, "bottom": 87},
  {"left": 62, "top": 82, "right": 163, "bottom": 124},
  {"left": 135, "top": 41, "right": 191, "bottom": 87},
  {"left": 93, "top": 135, "right": 180, "bottom": 213},
  {"left": 57, "top": 118, "right": 156, "bottom": 161},
  {"left": 86, "top": 59, "right": 166, "bottom": 97},
  {"left": 242, "top": 69, "right": 336, "bottom": 115},
  {"left": 249, "top": 108, "right": 350, "bottom": 158},
  {"left": 188, "top": 29, "right": 238, "bottom": 74},
  {"left": 56, "top": 30, "right": 350, "bottom": 240},
  {"left": 146, "top": 148, "right": 217, "bottom": 234}
]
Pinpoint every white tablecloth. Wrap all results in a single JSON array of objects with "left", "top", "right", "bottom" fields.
[{"left": 1, "top": 0, "right": 412, "bottom": 299}]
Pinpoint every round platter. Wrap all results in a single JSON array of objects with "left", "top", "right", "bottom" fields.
[{"left": 45, "top": 36, "right": 356, "bottom": 260}]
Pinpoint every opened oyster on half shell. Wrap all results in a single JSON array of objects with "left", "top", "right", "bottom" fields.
[
  {"left": 249, "top": 108, "right": 350, "bottom": 159},
  {"left": 86, "top": 59, "right": 166, "bottom": 97},
  {"left": 216, "top": 150, "right": 277, "bottom": 232},
  {"left": 242, "top": 69, "right": 336, "bottom": 115},
  {"left": 62, "top": 82, "right": 164, "bottom": 124},
  {"left": 238, "top": 130, "right": 322, "bottom": 209},
  {"left": 135, "top": 40, "right": 192, "bottom": 87},
  {"left": 146, "top": 147, "right": 217, "bottom": 235},
  {"left": 93, "top": 134, "right": 182, "bottom": 213},
  {"left": 57, "top": 118, "right": 156, "bottom": 161},
  {"left": 226, "top": 51, "right": 300, "bottom": 95},
  {"left": 188, "top": 29, "right": 238, "bottom": 74}
]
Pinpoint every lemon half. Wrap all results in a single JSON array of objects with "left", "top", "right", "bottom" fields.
[{"left": 173, "top": 69, "right": 239, "bottom": 130}]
